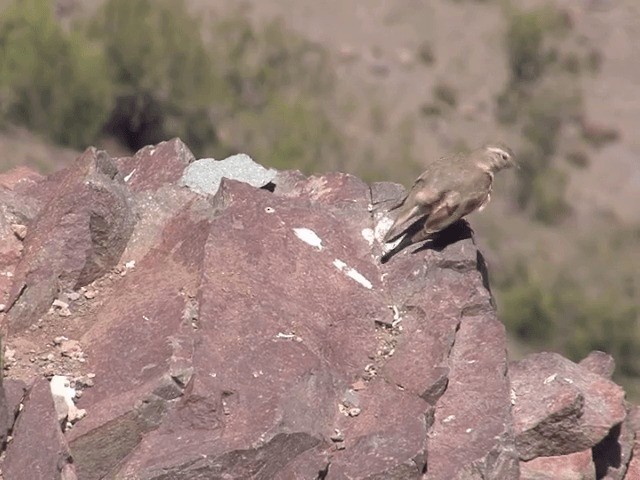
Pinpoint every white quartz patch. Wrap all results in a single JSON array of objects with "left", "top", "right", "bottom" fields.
[
  {"left": 50, "top": 375, "right": 86, "bottom": 424},
  {"left": 333, "top": 259, "right": 373, "bottom": 289},
  {"left": 361, "top": 228, "right": 375, "bottom": 245},
  {"left": 123, "top": 168, "right": 136, "bottom": 183},
  {"left": 375, "top": 215, "right": 404, "bottom": 254},
  {"left": 375, "top": 216, "right": 395, "bottom": 242},
  {"left": 293, "top": 228, "right": 323, "bottom": 250}
]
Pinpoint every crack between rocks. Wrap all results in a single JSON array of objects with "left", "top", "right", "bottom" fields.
[
  {"left": 0, "top": 382, "right": 29, "bottom": 455},
  {"left": 426, "top": 314, "right": 461, "bottom": 409},
  {"left": 3, "top": 283, "right": 27, "bottom": 317},
  {"left": 317, "top": 460, "right": 330, "bottom": 479}
]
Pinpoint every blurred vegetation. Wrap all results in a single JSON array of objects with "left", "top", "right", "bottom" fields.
[
  {"left": 497, "top": 5, "right": 584, "bottom": 226},
  {"left": 208, "top": 15, "right": 344, "bottom": 171},
  {"left": 0, "top": 0, "right": 637, "bottom": 395},
  {"left": 498, "top": 226, "right": 640, "bottom": 377},
  {"left": 0, "top": 0, "right": 112, "bottom": 148},
  {"left": 0, "top": 0, "right": 344, "bottom": 168},
  {"left": 493, "top": 2, "right": 639, "bottom": 391},
  {"left": 86, "top": 0, "right": 222, "bottom": 154},
  {"left": 433, "top": 82, "right": 458, "bottom": 109}
]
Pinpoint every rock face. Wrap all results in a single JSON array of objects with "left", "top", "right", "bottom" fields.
[{"left": 0, "top": 139, "right": 635, "bottom": 479}]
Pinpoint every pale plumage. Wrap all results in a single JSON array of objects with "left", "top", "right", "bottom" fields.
[{"left": 383, "top": 144, "right": 516, "bottom": 244}]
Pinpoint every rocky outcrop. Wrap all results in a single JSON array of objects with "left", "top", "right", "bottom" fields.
[{"left": 0, "top": 139, "right": 634, "bottom": 479}]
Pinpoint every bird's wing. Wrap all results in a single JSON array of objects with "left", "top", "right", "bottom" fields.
[
  {"left": 383, "top": 157, "right": 463, "bottom": 243},
  {"left": 421, "top": 170, "right": 492, "bottom": 236},
  {"left": 383, "top": 177, "right": 444, "bottom": 243}
]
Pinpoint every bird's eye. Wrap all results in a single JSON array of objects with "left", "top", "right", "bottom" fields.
[{"left": 501, "top": 153, "right": 509, "bottom": 161}]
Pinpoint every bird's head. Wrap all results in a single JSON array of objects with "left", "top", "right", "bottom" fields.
[{"left": 482, "top": 144, "right": 516, "bottom": 172}]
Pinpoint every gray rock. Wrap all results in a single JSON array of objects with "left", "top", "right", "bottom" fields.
[{"left": 180, "top": 153, "right": 277, "bottom": 196}]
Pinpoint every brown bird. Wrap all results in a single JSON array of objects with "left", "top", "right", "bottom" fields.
[{"left": 383, "top": 144, "right": 516, "bottom": 244}]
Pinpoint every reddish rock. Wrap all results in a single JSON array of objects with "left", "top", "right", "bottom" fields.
[
  {"left": 520, "top": 449, "right": 596, "bottom": 480},
  {"left": 0, "top": 165, "right": 44, "bottom": 192},
  {"left": 4, "top": 147, "right": 135, "bottom": 332},
  {"left": 1, "top": 140, "right": 637, "bottom": 479},
  {"left": 0, "top": 169, "right": 44, "bottom": 305},
  {"left": 592, "top": 419, "right": 634, "bottom": 480},
  {"left": 626, "top": 406, "right": 640, "bottom": 479},
  {"left": 115, "top": 137, "right": 195, "bottom": 192},
  {"left": 67, "top": 202, "right": 211, "bottom": 480},
  {"left": 329, "top": 381, "right": 429, "bottom": 477},
  {"left": 425, "top": 305, "right": 518, "bottom": 479},
  {"left": 580, "top": 350, "right": 616, "bottom": 379},
  {"left": 511, "top": 352, "right": 626, "bottom": 460},
  {"left": 0, "top": 378, "right": 27, "bottom": 443},
  {"left": 3, "top": 378, "right": 77, "bottom": 480},
  {"left": 3, "top": 378, "right": 27, "bottom": 418}
]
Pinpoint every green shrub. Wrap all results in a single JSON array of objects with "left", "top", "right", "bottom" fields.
[
  {"left": 565, "top": 149, "right": 590, "bottom": 168},
  {"left": 417, "top": 41, "right": 435, "bottom": 65},
  {"left": 212, "top": 16, "right": 333, "bottom": 111},
  {"left": 580, "top": 119, "right": 620, "bottom": 148},
  {"left": 209, "top": 14, "right": 343, "bottom": 171},
  {"left": 496, "top": 261, "right": 556, "bottom": 343},
  {"left": 561, "top": 286, "right": 640, "bottom": 376},
  {"left": 514, "top": 146, "right": 549, "bottom": 208},
  {"left": 0, "top": 0, "right": 112, "bottom": 148},
  {"left": 433, "top": 82, "right": 458, "bottom": 108},
  {"left": 229, "top": 97, "right": 344, "bottom": 172},
  {"left": 506, "top": 10, "right": 547, "bottom": 83},
  {"left": 87, "top": 0, "right": 223, "bottom": 154},
  {"left": 561, "top": 52, "right": 582, "bottom": 74},
  {"left": 420, "top": 103, "right": 442, "bottom": 117},
  {"left": 523, "top": 98, "right": 563, "bottom": 157},
  {"left": 586, "top": 48, "right": 602, "bottom": 73},
  {"left": 531, "top": 167, "right": 569, "bottom": 224},
  {"left": 513, "top": 146, "right": 569, "bottom": 225},
  {"left": 505, "top": 6, "right": 565, "bottom": 84},
  {"left": 497, "top": 260, "right": 640, "bottom": 376},
  {"left": 495, "top": 87, "right": 521, "bottom": 124}
]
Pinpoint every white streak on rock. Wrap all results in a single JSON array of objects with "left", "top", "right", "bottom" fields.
[
  {"left": 293, "top": 228, "right": 323, "bottom": 251},
  {"left": 333, "top": 259, "right": 373, "bottom": 289},
  {"left": 123, "top": 168, "right": 136, "bottom": 183},
  {"left": 50, "top": 375, "right": 86, "bottom": 424},
  {"left": 375, "top": 217, "right": 395, "bottom": 242},
  {"left": 361, "top": 228, "right": 375, "bottom": 245}
]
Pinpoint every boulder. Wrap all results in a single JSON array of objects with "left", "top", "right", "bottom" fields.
[{"left": 0, "top": 140, "right": 637, "bottom": 479}]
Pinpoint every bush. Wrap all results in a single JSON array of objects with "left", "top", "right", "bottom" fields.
[
  {"left": 87, "top": 0, "right": 223, "bottom": 154},
  {"left": 229, "top": 97, "right": 344, "bottom": 172},
  {"left": 209, "top": 14, "right": 343, "bottom": 172},
  {"left": 513, "top": 146, "right": 548, "bottom": 208},
  {"left": 506, "top": 10, "right": 547, "bottom": 83},
  {"left": 497, "top": 259, "right": 640, "bottom": 376},
  {"left": 505, "top": 6, "right": 565, "bottom": 84},
  {"left": 561, "top": 286, "right": 640, "bottom": 376},
  {"left": 522, "top": 98, "right": 564, "bottom": 157},
  {"left": 565, "top": 149, "right": 590, "bottom": 168},
  {"left": 417, "top": 41, "right": 435, "bottom": 65},
  {"left": 496, "top": 261, "right": 556, "bottom": 343},
  {"left": 433, "top": 82, "right": 458, "bottom": 108},
  {"left": 531, "top": 167, "right": 569, "bottom": 224},
  {"left": 0, "top": 0, "right": 112, "bottom": 148},
  {"left": 212, "top": 15, "right": 333, "bottom": 111}
]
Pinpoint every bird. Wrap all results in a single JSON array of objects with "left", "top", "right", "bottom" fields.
[{"left": 383, "top": 144, "right": 516, "bottom": 245}]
